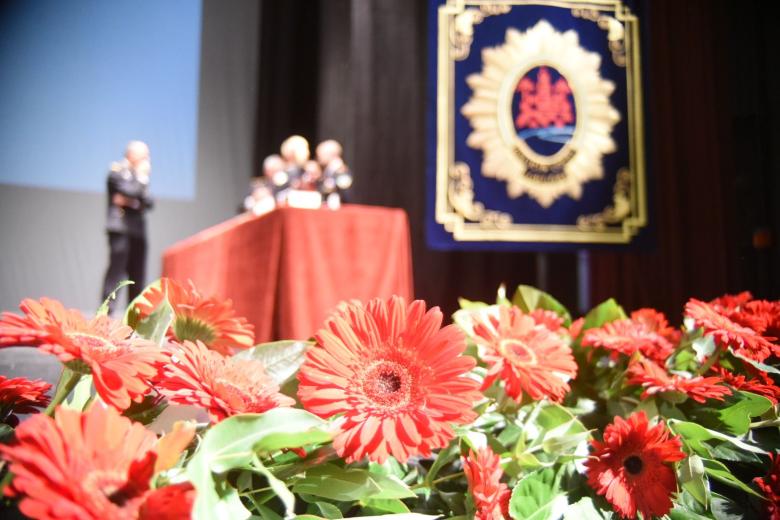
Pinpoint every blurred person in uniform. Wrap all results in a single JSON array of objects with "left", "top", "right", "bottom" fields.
[
  {"left": 243, "top": 154, "right": 285, "bottom": 214},
  {"left": 315, "top": 139, "right": 353, "bottom": 208},
  {"left": 300, "top": 160, "right": 322, "bottom": 191},
  {"left": 279, "top": 135, "right": 309, "bottom": 199},
  {"left": 262, "top": 153, "right": 287, "bottom": 194},
  {"left": 100, "top": 140, "right": 154, "bottom": 313}
]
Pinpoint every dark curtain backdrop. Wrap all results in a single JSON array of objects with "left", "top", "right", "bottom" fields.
[
  {"left": 253, "top": 0, "right": 779, "bottom": 319},
  {"left": 590, "top": 0, "right": 780, "bottom": 317}
]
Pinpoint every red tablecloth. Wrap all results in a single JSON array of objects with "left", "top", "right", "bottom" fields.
[{"left": 162, "top": 205, "right": 414, "bottom": 342}]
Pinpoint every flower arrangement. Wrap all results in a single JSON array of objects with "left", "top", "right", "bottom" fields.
[{"left": 0, "top": 278, "right": 779, "bottom": 519}]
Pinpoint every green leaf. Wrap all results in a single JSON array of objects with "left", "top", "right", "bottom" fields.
[
  {"left": 668, "top": 489, "right": 710, "bottom": 520},
  {"left": 716, "top": 391, "right": 773, "bottom": 435},
  {"left": 186, "top": 409, "right": 330, "bottom": 520},
  {"left": 668, "top": 505, "right": 713, "bottom": 520},
  {"left": 509, "top": 468, "right": 567, "bottom": 520},
  {"left": 458, "top": 297, "right": 490, "bottom": 310},
  {"left": 731, "top": 350, "right": 780, "bottom": 375},
  {"left": 133, "top": 295, "right": 174, "bottom": 346},
  {"left": 292, "top": 464, "right": 415, "bottom": 502},
  {"left": 668, "top": 419, "right": 767, "bottom": 455},
  {"left": 582, "top": 298, "right": 627, "bottom": 331},
  {"left": 701, "top": 458, "right": 763, "bottom": 498},
  {"left": 369, "top": 458, "right": 406, "bottom": 480},
  {"left": 0, "top": 423, "right": 13, "bottom": 444},
  {"left": 252, "top": 455, "right": 296, "bottom": 518},
  {"left": 97, "top": 280, "right": 134, "bottom": 316},
  {"left": 541, "top": 428, "right": 591, "bottom": 455},
  {"left": 692, "top": 336, "right": 716, "bottom": 363},
  {"left": 538, "top": 412, "right": 590, "bottom": 455},
  {"left": 425, "top": 442, "right": 459, "bottom": 485},
  {"left": 563, "top": 497, "right": 612, "bottom": 519},
  {"left": 535, "top": 403, "right": 579, "bottom": 431},
  {"left": 123, "top": 278, "right": 162, "bottom": 327},
  {"left": 710, "top": 492, "right": 746, "bottom": 520},
  {"left": 459, "top": 430, "right": 487, "bottom": 454},
  {"left": 678, "top": 455, "right": 709, "bottom": 508},
  {"left": 254, "top": 505, "right": 284, "bottom": 520},
  {"left": 311, "top": 501, "right": 342, "bottom": 518},
  {"left": 233, "top": 341, "right": 312, "bottom": 386},
  {"left": 361, "top": 498, "right": 410, "bottom": 514},
  {"left": 512, "top": 285, "right": 572, "bottom": 326},
  {"left": 122, "top": 394, "right": 168, "bottom": 425},
  {"left": 708, "top": 442, "right": 763, "bottom": 464},
  {"left": 62, "top": 374, "right": 93, "bottom": 411}
]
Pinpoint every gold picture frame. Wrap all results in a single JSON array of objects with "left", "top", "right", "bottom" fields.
[{"left": 435, "top": 0, "right": 646, "bottom": 243}]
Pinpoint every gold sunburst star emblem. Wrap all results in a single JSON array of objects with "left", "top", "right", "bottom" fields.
[{"left": 461, "top": 20, "right": 620, "bottom": 207}]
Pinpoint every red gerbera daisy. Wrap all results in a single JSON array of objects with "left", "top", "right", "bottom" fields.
[
  {"left": 736, "top": 300, "right": 780, "bottom": 339},
  {"left": 627, "top": 357, "right": 732, "bottom": 403},
  {"left": 157, "top": 340, "right": 294, "bottom": 422},
  {"left": 582, "top": 309, "right": 678, "bottom": 364},
  {"left": 529, "top": 308, "right": 565, "bottom": 333},
  {"left": 710, "top": 291, "right": 753, "bottom": 313},
  {"left": 137, "top": 482, "right": 197, "bottom": 520},
  {"left": 685, "top": 298, "right": 778, "bottom": 362},
  {"left": 298, "top": 296, "right": 481, "bottom": 464},
  {"left": 463, "top": 447, "right": 511, "bottom": 520},
  {"left": 0, "top": 375, "right": 51, "bottom": 427},
  {"left": 133, "top": 277, "right": 254, "bottom": 355},
  {"left": 472, "top": 305, "right": 577, "bottom": 403},
  {"left": 711, "top": 365, "right": 780, "bottom": 405},
  {"left": 585, "top": 411, "right": 686, "bottom": 519},
  {"left": 755, "top": 452, "right": 780, "bottom": 520},
  {"left": 0, "top": 403, "right": 195, "bottom": 520},
  {"left": 0, "top": 298, "right": 168, "bottom": 410}
]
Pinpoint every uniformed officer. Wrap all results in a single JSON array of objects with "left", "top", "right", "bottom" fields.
[{"left": 100, "top": 140, "right": 154, "bottom": 313}]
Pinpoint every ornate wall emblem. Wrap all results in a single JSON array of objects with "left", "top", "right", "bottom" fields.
[
  {"left": 461, "top": 21, "right": 621, "bottom": 208},
  {"left": 428, "top": 0, "right": 647, "bottom": 247}
]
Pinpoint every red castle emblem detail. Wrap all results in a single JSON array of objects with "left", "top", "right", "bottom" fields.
[{"left": 515, "top": 66, "right": 574, "bottom": 130}]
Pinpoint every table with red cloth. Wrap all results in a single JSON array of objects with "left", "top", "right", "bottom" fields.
[{"left": 161, "top": 204, "right": 414, "bottom": 343}]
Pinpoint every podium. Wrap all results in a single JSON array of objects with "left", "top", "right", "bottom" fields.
[{"left": 162, "top": 205, "right": 414, "bottom": 343}]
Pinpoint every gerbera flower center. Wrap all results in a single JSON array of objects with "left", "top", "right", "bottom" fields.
[
  {"left": 623, "top": 455, "right": 644, "bottom": 475},
  {"left": 498, "top": 338, "right": 538, "bottom": 366},
  {"left": 361, "top": 360, "right": 412, "bottom": 410},
  {"left": 173, "top": 316, "right": 217, "bottom": 344},
  {"left": 67, "top": 332, "right": 117, "bottom": 352},
  {"left": 65, "top": 332, "right": 126, "bottom": 372}
]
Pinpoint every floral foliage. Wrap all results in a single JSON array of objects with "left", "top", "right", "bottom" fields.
[{"left": 0, "top": 280, "right": 779, "bottom": 519}]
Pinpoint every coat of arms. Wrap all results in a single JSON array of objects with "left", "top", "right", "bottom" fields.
[
  {"left": 462, "top": 21, "right": 620, "bottom": 208},
  {"left": 429, "top": 0, "right": 647, "bottom": 247}
]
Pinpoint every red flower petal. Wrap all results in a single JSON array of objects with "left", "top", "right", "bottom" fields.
[
  {"left": 473, "top": 306, "right": 577, "bottom": 403},
  {"left": 0, "top": 298, "right": 168, "bottom": 411},
  {"left": 157, "top": 340, "right": 294, "bottom": 423},
  {"left": 585, "top": 411, "right": 685, "bottom": 519},
  {"left": 134, "top": 278, "right": 254, "bottom": 355},
  {"left": 298, "top": 296, "right": 481, "bottom": 463}
]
